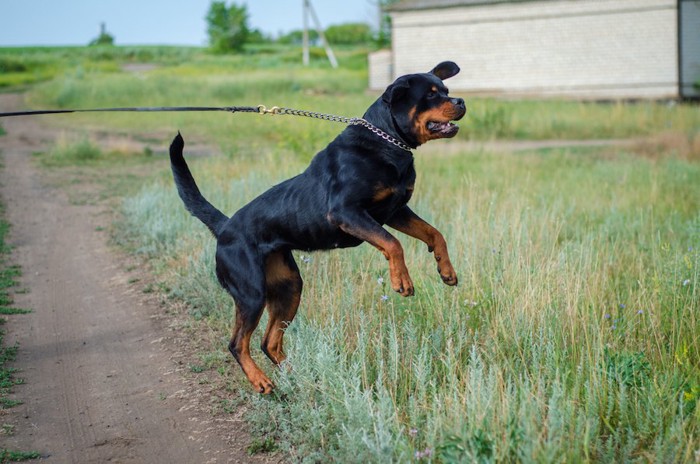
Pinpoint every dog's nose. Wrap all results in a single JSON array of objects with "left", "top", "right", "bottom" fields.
[{"left": 452, "top": 98, "right": 466, "bottom": 117}]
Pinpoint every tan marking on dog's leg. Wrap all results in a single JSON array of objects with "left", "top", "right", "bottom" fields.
[{"left": 229, "top": 309, "right": 274, "bottom": 394}]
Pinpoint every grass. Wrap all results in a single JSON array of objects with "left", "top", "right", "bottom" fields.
[
  {"left": 119, "top": 145, "right": 700, "bottom": 462},
  {"left": 0, "top": 450, "right": 41, "bottom": 463},
  {"left": 0, "top": 204, "right": 39, "bottom": 460},
  {"left": 28, "top": 76, "right": 700, "bottom": 146},
  {"left": 31, "top": 133, "right": 162, "bottom": 209},
  {"left": 13, "top": 45, "right": 699, "bottom": 156},
  {"left": 18, "top": 44, "right": 700, "bottom": 462},
  {"left": 0, "top": 45, "right": 199, "bottom": 89},
  {"left": 40, "top": 136, "right": 102, "bottom": 166}
]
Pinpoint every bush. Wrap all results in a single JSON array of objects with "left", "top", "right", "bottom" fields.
[
  {"left": 325, "top": 23, "right": 372, "bottom": 45},
  {"left": 277, "top": 29, "right": 319, "bottom": 45},
  {"left": 43, "top": 138, "right": 102, "bottom": 166},
  {"left": 0, "top": 57, "right": 28, "bottom": 73}
]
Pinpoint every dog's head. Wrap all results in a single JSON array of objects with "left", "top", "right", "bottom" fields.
[{"left": 381, "top": 61, "right": 466, "bottom": 147}]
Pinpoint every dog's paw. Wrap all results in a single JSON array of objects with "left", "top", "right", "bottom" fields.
[
  {"left": 249, "top": 372, "right": 275, "bottom": 394},
  {"left": 390, "top": 267, "right": 415, "bottom": 297},
  {"left": 437, "top": 261, "right": 458, "bottom": 286}
]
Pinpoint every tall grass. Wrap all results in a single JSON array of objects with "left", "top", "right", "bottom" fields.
[{"left": 121, "top": 145, "right": 699, "bottom": 462}]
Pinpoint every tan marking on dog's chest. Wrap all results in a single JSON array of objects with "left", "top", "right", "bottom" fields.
[
  {"left": 373, "top": 184, "right": 397, "bottom": 202},
  {"left": 373, "top": 182, "right": 415, "bottom": 204}
]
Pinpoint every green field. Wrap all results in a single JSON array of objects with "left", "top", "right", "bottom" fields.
[{"left": 6, "top": 45, "right": 700, "bottom": 462}]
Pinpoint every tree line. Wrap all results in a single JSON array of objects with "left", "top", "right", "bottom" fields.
[
  {"left": 206, "top": 1, "right": 389, "bottom": 53},
  {"left": 89, "top": 1, "right": 398, "bottom": 52}
]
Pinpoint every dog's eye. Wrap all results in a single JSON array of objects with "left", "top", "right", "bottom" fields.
[{"left": 427, "top": 90, "right": 438, "bottom": 99}]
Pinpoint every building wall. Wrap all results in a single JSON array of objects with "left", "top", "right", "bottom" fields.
[
  {"left": 680, "top": 0, "right": 700, "bottom": 98},
  {"left": 385, "top": 0, "right": 679, "bottom": 99},
  {"left": 368, "top": 49, "right": 393, "bottom": 91}
]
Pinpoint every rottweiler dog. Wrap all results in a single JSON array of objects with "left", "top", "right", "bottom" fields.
[{"left": 169, "top": 61, "right": 466, "bottom": 393}]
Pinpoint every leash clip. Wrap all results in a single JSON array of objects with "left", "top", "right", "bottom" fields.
[{"left": 257, "top": 105, "right": 281, "bottom": 115}]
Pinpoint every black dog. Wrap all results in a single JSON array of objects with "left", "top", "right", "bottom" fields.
[{"left": 169, "top": 61, "right": 466, "bottom": 393}]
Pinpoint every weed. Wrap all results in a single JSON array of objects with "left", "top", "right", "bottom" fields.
[
  {"left": 0, "top": 397, "right": 21, "bottom": 408},
  {"left": 189, "top": 364, "right": 206, "bottom": 373},
  {"left": 247, "top": 436, "right": 278, "bottom": 455},
  {"left": 219, "top": 398, "right": 242, "bottom": 414},
  {"left": 0, "top": 449, "right": 41, "bottom": 462},
  {"left": 41, "top": 137, "right": 102, "bottom": 166},
  {"left": 0, "top": 308, "right": 30, "bottom": 315},
  {"left": 603, "top": 348, "right": 652, "bottom": 389}
]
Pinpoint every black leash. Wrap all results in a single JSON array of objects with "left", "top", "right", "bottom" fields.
[
  {"left": 0, "top": 105, "right": 259, "bottom": 118},
  {"left": 0, "top": 104, "right": 414, "bottom": 152}
]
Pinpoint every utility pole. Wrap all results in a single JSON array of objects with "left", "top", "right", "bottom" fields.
[
  {"left": 302, "top": 0, "right": 309, "bottom": 66},
  {"left": 302, "top": 0, "right": 338, "bottom": 68}
]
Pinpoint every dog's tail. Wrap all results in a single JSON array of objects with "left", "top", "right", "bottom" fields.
[{"left": 169, "top": 132, "right": 227, "bottom": 237}]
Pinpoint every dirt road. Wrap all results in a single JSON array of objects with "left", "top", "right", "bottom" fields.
[{"left": 0, "top": 94, "right": 268, "bottom": 463}]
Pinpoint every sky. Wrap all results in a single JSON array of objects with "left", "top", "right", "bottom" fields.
[{"left": 0, "top": 1, "right": 381, "bottom": 47}]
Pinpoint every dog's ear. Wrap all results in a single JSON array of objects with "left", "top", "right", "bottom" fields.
[
  {"left": 429, "top": 61, "right": 460, "bottom": 80},
  {"left": 382, "top": 78, "right": 411, "bottom": 105}
]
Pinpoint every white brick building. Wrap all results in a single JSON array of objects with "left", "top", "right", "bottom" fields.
[{"left": 370, "top": 0, "right": 700, "bottom": 99}]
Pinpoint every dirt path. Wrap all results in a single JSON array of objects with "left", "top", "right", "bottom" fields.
[{"left": 0, "top": 94, "right": 267, "bottom": 463}]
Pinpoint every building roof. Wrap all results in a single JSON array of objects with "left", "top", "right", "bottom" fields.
[{"left": 386, "top": 0, "right": 533, "bottom": 11}]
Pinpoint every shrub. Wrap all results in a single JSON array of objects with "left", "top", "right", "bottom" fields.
[
  {"left": 325, "top": 23, "right": 372, "bottom": 45},
  {"left": 43, "top": 138, "right": 102, "bottom": 166}
]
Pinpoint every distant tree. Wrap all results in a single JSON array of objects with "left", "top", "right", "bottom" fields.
[
  {"left": 89, "top": 22, "right": 114, "bottom": 46},
  {"left": 206, "top": 1, "right": 250, "bottom": 53},
  {"left": 248, "top": 28, "right": 272, "bottom": 44},
  {"left": 376, "top": 0, "right": 400, "bottom": 47},
  {"left": 325, "top": 23, "right": 372, "bottom": 45},
  {"left": 277, "top": 29, "right": 319, "bottom": 45}
]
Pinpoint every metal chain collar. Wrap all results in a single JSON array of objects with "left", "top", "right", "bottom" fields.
[{"left": 257, "top": 105, "right": 413, "bottom": 152}]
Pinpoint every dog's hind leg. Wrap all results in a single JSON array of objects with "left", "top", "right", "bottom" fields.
[
  {"left": 218, "top": 243, "right": 275, "bottom": 394},
  {"left": 229, "top": 305, "right": 274, "bottom": 394},
  {"left": 261, "top": 250, "right": 302, "bottom": 365}
]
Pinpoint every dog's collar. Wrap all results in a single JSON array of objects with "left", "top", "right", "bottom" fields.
[
  {"left": 254, "top": 106, "right": 413, "bottom": 152},
  {"left": 351, "top": 118, "right": 413, "bottom": 152}
]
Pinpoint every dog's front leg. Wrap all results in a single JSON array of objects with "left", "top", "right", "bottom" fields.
[
  {"left": 327, "top": 209, "right": 414, "bottom": 296},
  {"left": 387, "top": 206, "right": 458, "bottom": 286}
]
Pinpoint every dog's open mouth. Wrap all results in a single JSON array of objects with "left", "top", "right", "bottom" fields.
[
  {"left": 427, "top": 120, "right": 459, "bottom": 137},
  {"left": 426, "top": 105, "right": 466, "bottom": 138}
]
